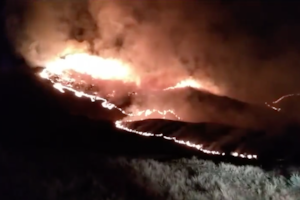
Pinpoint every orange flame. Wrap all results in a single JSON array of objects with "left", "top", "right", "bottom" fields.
[
  {"left": 164, "top": 78, "right": 203, "bottom": 90},
  {"left": 39, "top": 53, "right": 258, "bottom": 160},
  {"left": 42, "top": 53, "right": 139, "bottom": 84}
]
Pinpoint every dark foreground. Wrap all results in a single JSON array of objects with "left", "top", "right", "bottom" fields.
[{"left": 1, "top": 68, "right": 300, "bottom": 199}]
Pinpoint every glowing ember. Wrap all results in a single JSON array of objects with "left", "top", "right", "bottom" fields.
[
  {"left": 39, "top": 53, "right": 258, "bottom": 160},
  {"left": 265, "top": 93, "right": 300, "bottom": 112},
  {"left": 273, "top": 93, "right": 300, "bottom": 104},
  {"left": 115, "top": 120, "right": 257, "bottom": 159}
]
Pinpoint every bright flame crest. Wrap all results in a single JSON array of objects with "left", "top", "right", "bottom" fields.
[{"left": 42, "top": 53, "right": 139, "bottom": 84}]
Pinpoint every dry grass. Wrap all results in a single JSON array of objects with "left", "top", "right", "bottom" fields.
[
  {"left": 3, "top": 152, "right": 300, "bottom": 200},
  {"left": 118, "top": 157, "right": 300, "bottom": 200}
]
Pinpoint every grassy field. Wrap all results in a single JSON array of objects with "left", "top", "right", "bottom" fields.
[{"left": 2, "top": 150, "right": 300, "bottom": 200}]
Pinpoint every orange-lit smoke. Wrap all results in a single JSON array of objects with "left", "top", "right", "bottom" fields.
[
  {"left": 7, "top": 0, "right": 299, "bottom": 103},
  {"left": 8, "top": 1, "right": 300, "bottom": 104},
  {"left": 5, "top": 0, "right": 224, "bottom": 96}
]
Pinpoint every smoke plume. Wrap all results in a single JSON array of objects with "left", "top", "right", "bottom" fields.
[{"left": 6, "top": 0, "right": 300, "bottom": 105}]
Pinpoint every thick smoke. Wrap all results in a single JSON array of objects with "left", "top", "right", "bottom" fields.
[{"left": 6, "top": 0, "right": 300, "bottom": 105}]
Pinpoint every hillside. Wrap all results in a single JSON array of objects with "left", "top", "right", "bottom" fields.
[{"left": 1, "top": 67, "right": 300, "bottom": 199}]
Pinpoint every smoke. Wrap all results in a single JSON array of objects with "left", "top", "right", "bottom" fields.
[{"left": 6, "top": 0, "right": 300, "bottom": 104}]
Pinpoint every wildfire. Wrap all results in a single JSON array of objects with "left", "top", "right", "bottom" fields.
[
  {"left": 265, "top": 93, "right": 300, "bottom": 112},
  {"left": 42, "top": 53, "right": 138, "bottom": 84},
  {"left": 164, "top": 78, "right": 203, "bottom": 90},
  {"left": 39, "top": 53, "right": 258, "bottom": 160}
]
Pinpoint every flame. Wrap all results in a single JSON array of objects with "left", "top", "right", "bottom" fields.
[
  {"left": 133, "top": 109, "right": 181, "bottom": 120},
  {"left": 265, "top": 93, "right": 300, "bottom": 112},
  {"left": 164, "top": 78, "right": 203, "bottom": 90},
  {"left": 115, "top": 120, "right": 257, "bottom": 159},
  {"left": 39, "top": 53, "right": 258, "bottom": 160},
  {"left": 43, "top": 53, "right": 139, "bottom": 84}
]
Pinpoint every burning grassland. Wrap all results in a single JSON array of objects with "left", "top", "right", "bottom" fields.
[{"left": 5, "top": 0, "right": 300, "bottom": 161}]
